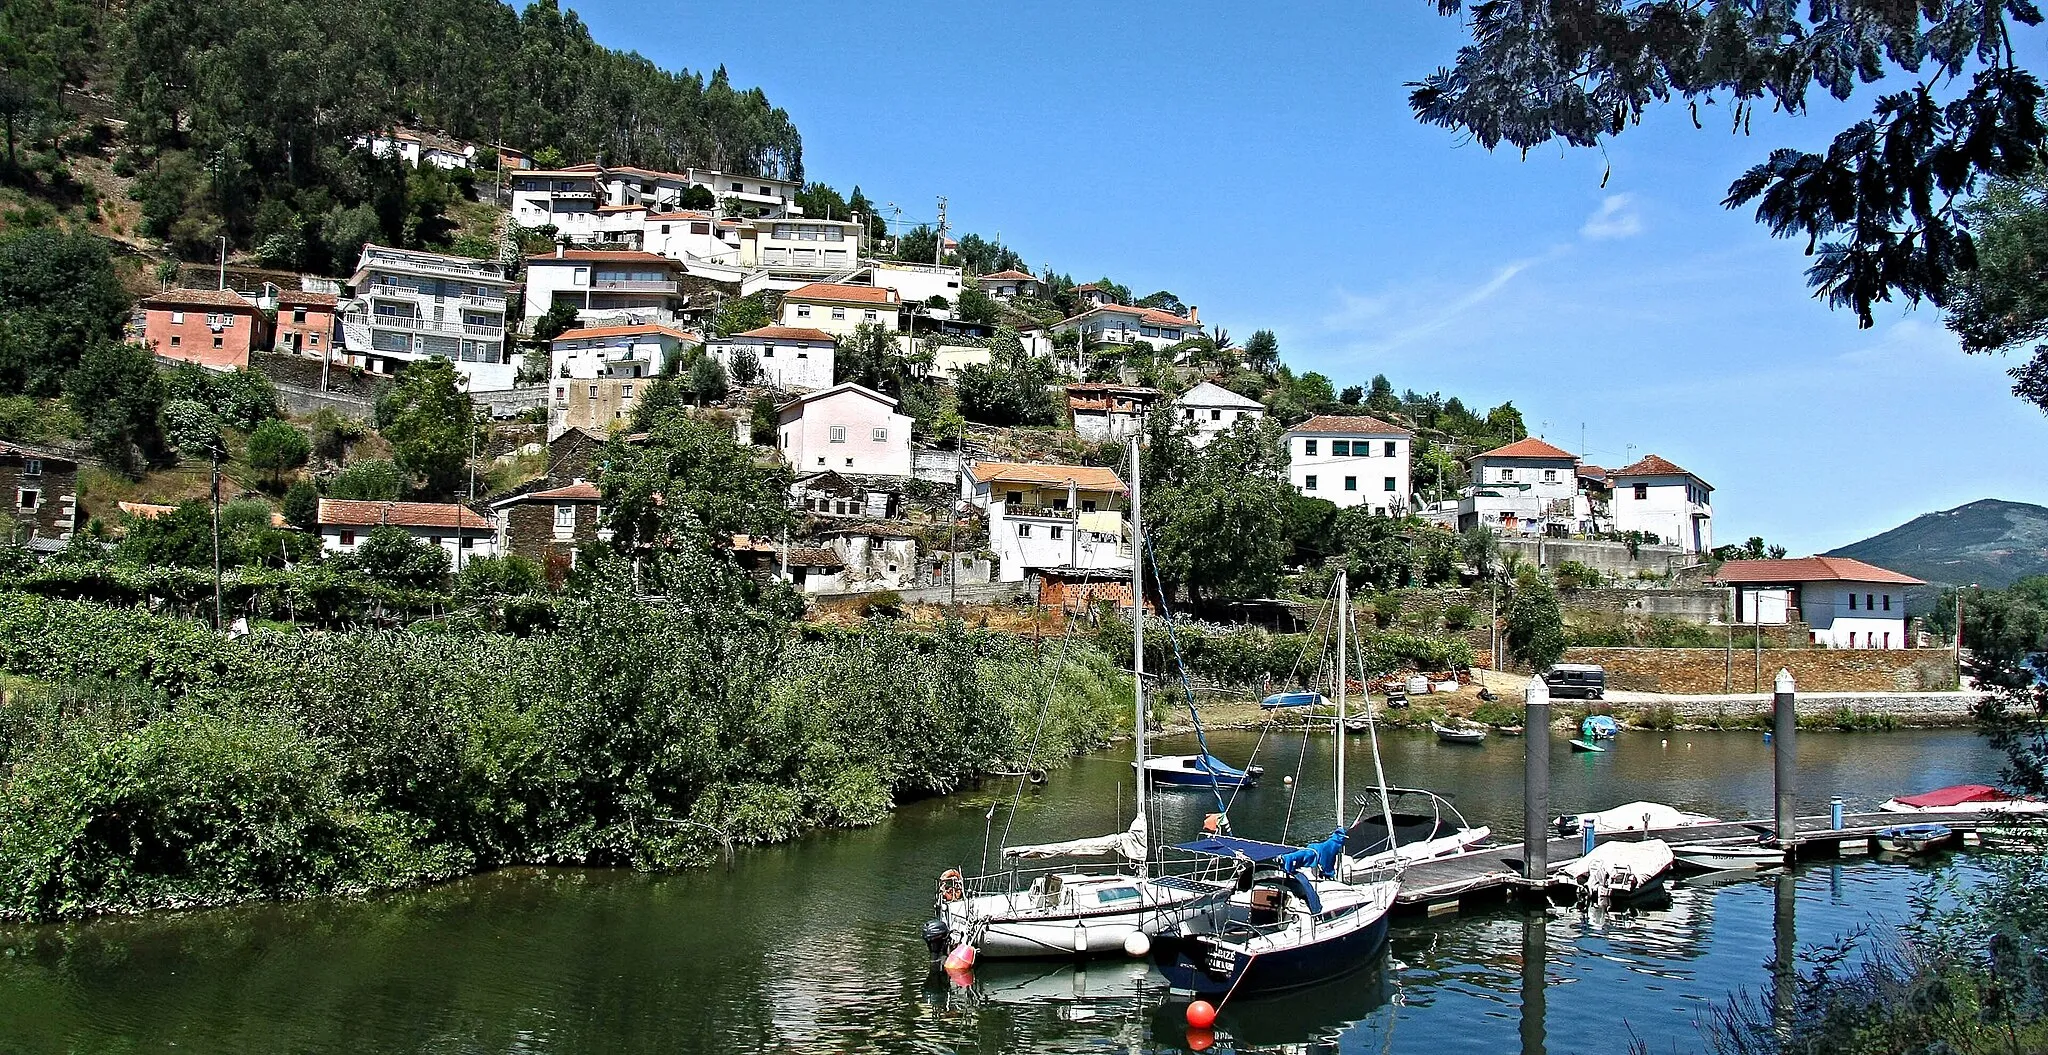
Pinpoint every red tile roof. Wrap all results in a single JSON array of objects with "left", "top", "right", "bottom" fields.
[
  {"left": 978, "top": 269, "right": 1037, "bottom": 282},
  {"left": 596, "top": 204, "right": 648, "bottom": 213},
  {"left": 526, "top": 250, "right": 681, "bottom": 267},
  {"left": 649, "top": 209, "right": 715, "bottom": 220},
  {"left": 317, "top": 498, "right": 492, "bottom": 531},
  {"left": 733, "top": 325, "right": 835, "bottom": 341},
  {"left": 1611, "top": 454, "right": 1702, "bottom": 480},
  {"left": 1474, "top": 437, "right": 1577, "bottom": 461},
  {"left": 553, "top": 323, "right": 697, "bottom": 342},
  {"left": 1286, "top": 414, "right": 1410, "bottom": 436},
  {"left": 785, "top": 282, "right": 898, "bottom": 305},
  {"left": 527, "top": 482, "right": 601, "bottom": 501},
  {"left": 141, "top": 288, "right": 259, "bottom": 310},
  {"left": 1713, "top": 557, "right": 1925, "bottom": 586},
  {"left": 276, "top": 290, "right": 339, "bottom": 307},
  {"left": 970, "top": 461, "right": 1127, "bottom": 492}
]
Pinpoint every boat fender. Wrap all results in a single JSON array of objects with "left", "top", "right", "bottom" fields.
[
  {"left": 937, "top": 869, "right": 965, "bottom": 903},
  {"left": 943, "top": 942, "right": 977, "bottom": 971},
  {"left": 1028, "top": 768, "right": 1047, "bottom": 786}
]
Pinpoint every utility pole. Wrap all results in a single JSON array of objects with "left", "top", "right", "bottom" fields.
[
  {"left": 210, "top": 446, "right": 224, "bottom": 630},
  {"left": 932, "top": 196, "right": 948, "bottom": 267}
]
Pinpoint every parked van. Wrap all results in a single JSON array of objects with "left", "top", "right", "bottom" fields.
[{"left": 1544, "top": 663, "right": 1607, "bottom": 700}]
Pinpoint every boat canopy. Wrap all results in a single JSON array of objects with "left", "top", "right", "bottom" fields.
[
  {"left": 1260, "top": 691, "right": 1329, "bottom": 709},
  {"left": 1890, "top": 784, "right": 2014, "bottom": 808},
  {"left": 1003, "top": 816, "right": 1146, "bottom": 861},
  {"left": 1147, "top": 753, "right": 1252, "bottom": 778}
]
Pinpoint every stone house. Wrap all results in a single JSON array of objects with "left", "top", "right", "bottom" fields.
[
  {"left": 791, "top": 470, "right": 900, "bottom": 519},
  {"left": 0, "top": 441, "right": 81, "bottom": 543},
  {"left": 1066, "top": 383, "right": 1164, "bottom": 443},
  {"left": 490, "top": 481, "right": 604, "bottom": 567}
]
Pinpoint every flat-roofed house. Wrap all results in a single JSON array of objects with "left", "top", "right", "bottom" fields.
[{"left": 964, "top": 461, "right": 1131, "bottom": 583}]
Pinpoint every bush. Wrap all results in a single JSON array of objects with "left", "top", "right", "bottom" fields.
[
  {"left": 1443, "top": 602, "right": 1476, "bottom": 631},
  {"left": 245, "top": 420, "right": 311, "bottom": 484},
  {"left": 328, "top": 459, "right": 405, "bottom": 501},
  {"left": 860, "top": 590, "right": 904, "bottom": 617},
  {"left": 1555, "top": 560, "right": 1602, "bottom": 590}
]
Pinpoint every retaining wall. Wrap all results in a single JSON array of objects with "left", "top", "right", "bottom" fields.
[
  {"left": 273, "top": 381, "right": 375, "bottom": 420},
  {"left": 1562, "top": 646, "right": 1957, "bottom": 694},
  {"left": 812, "top": 580, "right": 1028, "bottom": 606},
  {"left": 1499, "top": 537, "right": 1690, "bottom": 579},
  {"left": 1598, "top": 690, "right": 1980, "bottom": 727}
]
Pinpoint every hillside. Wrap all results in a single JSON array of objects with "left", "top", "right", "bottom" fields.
[{"left": 1827, "top": 499, "right": 2048, "bottom": 591}]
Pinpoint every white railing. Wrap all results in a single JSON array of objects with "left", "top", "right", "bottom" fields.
[
  {"left": 591, "top": 279, "right": 678, "bottom": 293},
  {"left": 349, "top": 311, "right": 504, "bottom": 339}
]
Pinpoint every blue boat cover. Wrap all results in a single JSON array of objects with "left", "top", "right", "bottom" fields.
[
  {"left": 1260, "top": 691, "right": 1327, "bottom": 710},
  {"left": 1277, "top": 829, "right": 1347, "bottom": 876},
  {"left": 1194, "top": 754, "right": 1248, "bottom": 777},
  {"left": 1582, "top": 715, "right": 1620, "bottom": 737},
  {"left": 1175, "top": 835, "right": 1301, "bottom": 862}
]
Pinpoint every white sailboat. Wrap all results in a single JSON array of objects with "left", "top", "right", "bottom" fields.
[{"left": 926, "top": 436, "right": 1227, "bottom": 962}]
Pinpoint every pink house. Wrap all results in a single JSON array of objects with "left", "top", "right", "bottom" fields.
[
  {"left": 140, "top": 288, "right": 268, "bottom": 370},
  {"left": 776, "top": 382, "right": 913, "bottom": 478}
]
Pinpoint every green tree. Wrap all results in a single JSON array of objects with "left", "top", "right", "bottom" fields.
[
  {"left": 727, "top": 344, "right": 760, "bottom": 385},
  {"left": 1415, "top": 2, "right": 2047, "bottom": 332},
  {"left": 374, "top": 359, "right": 474, "bottom": 497},
  {"left": 1243, "top": 329, "right": 1279, "bottom": 374},
  {"left": 834, "top": 323, "right": 913, "bottom": 396},
  {"left": 455, "top": 553, "right": 543, "bottom": 605},
  {"left": 1945, "top": 171, "right": 2048, "bottom": 413},
  {"left": 687, "top": 354, "right": 729, "bottom": 405},
  {"left": 246, "top": 419, "right": 311, "bottom": 485},
  {"left": 1149, "top": 419, "right": 1293, "bottom": 608},
  {"left": 1281, "top": 493, "right": 1342, "bottom": 567},
  {"left": 158, "top": 398, "right": 220, "bottom": 457},
  {"left": 750, "top": 393, "right": 779, "bottom": 446},
  {"left": 281, "top": 478, "right": 320, "bottom": 530},
  {"left": 600, "top": 409, "right": 793, "bottom": 551},
  {"left": 531, "top": 300, "right": 580, "bottom": 344},
  {"left": 630, "top": 375, "right": 686, "bottom": 430},
  {"left": 955, "top": 354, "right": 1059, "bottom": 427},
  {"left": 337, "top": 525, "right": 451, "bottom": 589},
  {"left": 957, "top": 286, "right": 1000, "bottom": 326},
  {"left": 327, "top": 459, "right": 405, "bottom": 501},
  {"left": 1504, "top": 575, "right": 1566, "bottom": 672},
  {"left": 1483, "top": 401, "right": 1527, "bottom": 441},
  {"left": 1365, "top": 374, "right": 1399, "bottom": 416},
  {"left": 66, "top": 342, "right": 169, "bottom": 472},
  {"left": 711, "top": 294, "right": 773, "bottom": 337},
  {"left": 1335, "top": 508, "right": 1414, "bottom": 589},
  {"left": 0, "top": 230, "right": 132, "bottom": 397}
]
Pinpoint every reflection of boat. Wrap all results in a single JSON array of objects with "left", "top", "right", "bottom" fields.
[
  {"left": 1431, "top": 720, "right": 1487, "bottom": 744},
  {"left": 1346, "top": 787, "right": 1492, "bottom": 869},
  {"left": 1556, "top": 801, "right": 1720, "bottom": 837},
  {"left": 964, "top": 958, "right": 1153, "bottom": 1006},
  {"left": 1568, "top": 739, "right": 1606, "bottom": 753},
  {"left": 1552, "top": 840, "right": 1675, "bottom": 904},
  {"left": 1185, "top": 947, "right": 1394, "bottom": 1048},
  {"left": 1140, "top": 753, "right": 1264, "bottom": 788},
  {"left": 1977, "top": 823, "right": 2048, "bottom": 851},
  {"left": 1878, "top": 784, "right": 2048, "bottom": 815},
  {"left": 1673, "top": 840, "right": 1783, "bottom": 872},
  {"left": 1875, "top": 823, "right": 1954, "bottom": 855}
]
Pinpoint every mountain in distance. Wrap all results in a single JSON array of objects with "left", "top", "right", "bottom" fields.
[{"left": 1827, "top": 499, "right": 2048, "bottom": 597}]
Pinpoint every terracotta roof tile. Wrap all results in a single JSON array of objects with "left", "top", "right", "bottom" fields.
[
  {"left": 317, "top": 499, "right": 491, "bottom": 531},
  {"left": 970, "top": 461, "right": 1127, "bottom": 492},
  {"left": 276, "top": 290, "right": 339, "bottom": 307},
  {"left": 1611, "top": 453, "right": 1702, "bottom": 480},
  {"left": 786, "top": 545, "right": 844, "bottom": 568},
  {"left": 141, "top": 288, "right": 259, "bottom": 310},
  {"left": 553, "top": 323, "right": 697, "bottom": 342},
  {"left": 526, "top": 482, "right": 601, "bottom": 501},
  {"left": 1713, "top": 557, "right": 1924, "bottom": 586},
  {"left": 1286, "top": 414, "right": 1410, "bottom": 436},
  {"left": 731, "top": 325, "right": 835, "bottom": 341},
  {"left": 1474, "top": 437, "right": 1577, "bottom": 461},
  {"left": 977, "top": 269, "right": 1037, "bottom": 282},
  {"left": 784, "top": 282, "right": 898, "bottom": 305}
]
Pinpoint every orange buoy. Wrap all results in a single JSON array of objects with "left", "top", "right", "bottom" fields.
[
  {"left": 943, "top": 943, "right": 977, "bottom": 972},
  {"left": 1186, "top": 1000, "right": 1217, "bottom": 1028},
  {"left": 1185, "top": 1027, "right": 1215, "bottom": 1051}
]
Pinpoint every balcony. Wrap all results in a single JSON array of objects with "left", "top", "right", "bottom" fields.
[
  {"left": 350, "top": 311, "right": 505, "bottom": 340},
  {"left": 366, "top": 282, "right": 507, "bottom": 307},
  {"left": 550, "top": 188, "right": 598, "bottom": 200},
  {"left": 591, "top": 278, "right": 679, "bottom": 293}
]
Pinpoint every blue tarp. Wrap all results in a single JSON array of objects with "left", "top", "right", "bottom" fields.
[
  {"left": 1581, "top": 715, "right": 1620, "bottom": 738},
  {"left": 1260, "top": 691, "right": 1328, "bottom": 710},
  {"left": 1175, "top": 836, "right": 1301, "bottom": 862},
  {"left": 1284, "top": 870, "right": 1323, "bottom": 913},
  {"left": 1278, "top": 829, "right": 1346, "bottom": 876}
]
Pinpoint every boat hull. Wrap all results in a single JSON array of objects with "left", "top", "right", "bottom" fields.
[
  {"left": 1153, "top": 911, "right": 1391, "bottom": 998},
  {"left": 939, "top": 882, "right": 1224, "bottom": 960},
  {"left": 1673, "top": 844, "right": 1784, "bottom": 872},
  {"left": 1875, "top": 826, "right": 1955, "bottom": 855}
]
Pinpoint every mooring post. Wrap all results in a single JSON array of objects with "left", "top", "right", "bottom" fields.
[
  {"left": 1773, "top": 669, "right": 1796, "bottom": 852},
  {"left": 1523, "top": 674, "right": 1551, "bottom": 885}
]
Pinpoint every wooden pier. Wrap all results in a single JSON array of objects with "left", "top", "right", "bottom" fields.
[{"left": 1393, "top": 810, "right": 1994, "bottom": 916}]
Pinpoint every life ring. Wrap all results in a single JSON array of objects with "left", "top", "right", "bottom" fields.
[{"left": 938, "top": 869, "right": 966, "bottom": 903}]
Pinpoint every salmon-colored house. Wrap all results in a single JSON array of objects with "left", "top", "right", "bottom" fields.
[
  {"left": 273, "top": 290, "right": 339, "bottom": 360},
  {"left": 140, "top": 288, "right": 269, "bottom": 370}
]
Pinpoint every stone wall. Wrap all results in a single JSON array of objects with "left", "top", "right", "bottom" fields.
[
  {"left": 1561, "top": 587, "right": 1729, "bottom": 622},
  {"left": 1616, "top": 691, "right": 1980, "bottom": 727},
  {"left": 911, "top": 447, "right": 962, "bottom": 488},
  {"left": 813, "top": 579, "right": 1027, "bottom": 606},
  {"left": 1498, "top": 537, "right": 1691, "bottom": 579},
  {"left": 1562, "top": 646, "right": 1957, "bottom": 694}
]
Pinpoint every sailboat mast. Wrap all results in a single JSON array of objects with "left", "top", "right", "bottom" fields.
[
  {"left": 1335, "top": 568, "right": 1348, "bottom": 853},
  {"left": 1129, "top": 434, "right": 1147, "bottom": 878}
]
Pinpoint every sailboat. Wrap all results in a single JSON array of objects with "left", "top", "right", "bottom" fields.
[
  {"left": 925, "top": 436, "right": 1228, "bottom": 962},
  {"left": 1150, "top": 569, "right": 1403, "bottom": 998}
]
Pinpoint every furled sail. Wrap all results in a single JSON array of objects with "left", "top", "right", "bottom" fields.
[{"left": 1002, "top": 816, "right": 1146, "bottom": 861}]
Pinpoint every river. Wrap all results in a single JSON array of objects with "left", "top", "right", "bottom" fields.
[{"left": 0, "top": 726, "right": 2012, "bottom": 1054}]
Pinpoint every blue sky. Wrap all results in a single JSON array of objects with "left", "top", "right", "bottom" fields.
[{"left": 556, "top": 1, "right": 2046, "bottom": 555}]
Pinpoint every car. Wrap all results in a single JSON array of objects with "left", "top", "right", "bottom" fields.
[{"left": 1544, "top": 663, "right": 1607, "bottom": 700}]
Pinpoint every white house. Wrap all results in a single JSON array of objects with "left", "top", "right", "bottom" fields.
[
  {"left": 523, "top": 248, "right": 687, "bottom": 327},
  {"left": 340, "top": 244, "right": 515, "bottom": 389},
  {"left": 977, "top": 269, "right": 1042, "bottom": 300},
  {"left": 708, "top": 326, "right": 836, "bottom": 391},
  {"left": 1457, "top": 437, "right": 1586, "bottom": 536},
  {"left": 780, "top": 282, "right": 900, "bottom": 339},
  {"left": 1714, "top": 557, "right": 1925, "bottom": 649},
  {"left": 316, "top": 498, "right": 497, "bottom": 563},
  {"left": 509, "top": 166, "right": 605, "bottom": 242},
  {"left": 776, "top": 382, "right": 914, "bottom": 477},
  {"left": 735, "top": 216, "right": 865, "bottom": 274},
  {"left": 1284, "top": 415, "right": 1413, "bottom": 514},
  {"left": 1174, "top": 381, "right": 1266, "bottom": 447},
  {"left": 636, "top": 210, "right": 733, "bottom": 263},
  {"left": 511, "top": 163, "right": 801, "bottom": 243},
  {"left": 550, "top": 323, "right": 697, "bottom": 381},
  {"left": 1053, "top": 303, "right": 1199, "bottom": 349},
  {"left": 1610, "top": 454, "right": 1714, "bottom": 554},
  {"left": 965, "top": 461, "right": 1131, "bottom": 584},
  {"left": 355, "top": 128, "right": 477, "bottom": 169}
]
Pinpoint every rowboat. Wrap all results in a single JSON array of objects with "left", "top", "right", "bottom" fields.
[
  {"left": 1430, "top": 720, "right": 1487, "bottom": 745},
  {"left": 1552, "top": 840, "right": 1674, "bottom": 904},
  {"left": 1672, "top": 841, "right": 1784, "bottom": 872},
  {"left": 1568, "top": 739, "right": 1606, "bottom": 753},
  {"left": 1874, "top": 823, "right": 1954, "bottom": 855}
]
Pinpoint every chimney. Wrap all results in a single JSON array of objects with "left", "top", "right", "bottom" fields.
[
  {"left": 556, "top": 242, "right": 565, "bottom": 259},
  {"left": 1188, "top": 305, "right": 1199, "bottom": 323}
]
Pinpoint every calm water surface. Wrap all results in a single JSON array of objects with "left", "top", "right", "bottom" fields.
[{"left": 0, "top": 727, "right": 2011, "bottom": 1054}]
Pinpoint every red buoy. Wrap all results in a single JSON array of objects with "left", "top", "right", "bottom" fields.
[{"left": 1185, "top": 1000, "right": 1217, "bottom": 1029}]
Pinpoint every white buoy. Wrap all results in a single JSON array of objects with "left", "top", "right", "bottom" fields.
[
  {"left": 1661, "top": 739, "right": 1668, "bottom": 749},
  {"left": 1123, "top": 931, "right": 1150, "bottom": 958},
  {"left": 1283, "top": 774, "right": 1294, "bottom": 786}
]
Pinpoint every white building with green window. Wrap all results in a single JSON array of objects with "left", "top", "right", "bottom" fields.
[{"left": 1284, "top": 414, "right": 1413, "bottom": 514}]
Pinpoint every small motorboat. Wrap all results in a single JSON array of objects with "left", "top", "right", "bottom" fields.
[
  {"left": 1345, "top": 787, "right": 1493, "bottom": 869},
  {"left": 1875, "top": 823, "right": 1955, "bottom": 855},
  {"left": 1673, "top": 840, "right": 1784, "bottom": 873},
  {"left": 1261, "top": 690, "right": 1330, "bottom": 710},
  {"left": 1878, "top": 784, "right": 2048, "bottom": 815},
  {"left": 1556, "top": 801, "right": 1719, "bottom": 837},
  {"left": 1140, "top": 753, "right": 1263, "bottom": 789},
  {"left": 1431, "top": 720, "right": 1487, "bottom": 745},
  {"left": 1568, "top": 739, "right": 1606, "bottom": 753},
  {"left": 1580, "top": 715, "right": 1620, "bottom": 740},
  {"left": 1493, "top": 725, "right": 1524, "bottom": 736},
  {"left": 1552, "top": 840, "right": 1675, "bottom": 904}
]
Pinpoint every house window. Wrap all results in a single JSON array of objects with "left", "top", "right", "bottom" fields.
[
  {"left": 1304, "top": 474, "right": 1318, "bottom": 491},
  {"left": 171, "top": 311, "right": 185, "bottom": 324},
  {"left": 1051, "top": 497, "right": 1068, "bottom": 511},
  {"left": 797, "top": 305, "right": 811, "bottom": 318},
  {"left": 831, "top": 307, "right": 846, "bottom": 321},
  {"left": 1543, "top": 469, "right": 1558, "bottom": 483},
  {"left": 23, "top": 458, "right": 42, "bottom": 478},
  {"left": 1500, "top": 468, "right": 1515, "bottom": 482},
  {"left": 622, "top": 384, "right": 635, "bottom": 399},
  {"left": 1848, "top": 632, "right": 1857, "bottom": 648},
  {"left": 1882, "top": 594, "right": 1891, "bottom": 611},
  {"left": 1183, "top": 409, "right": 1195, "bottom": 419},
  {"left": 1634, "top": 484, "right": 1648, "bottom": 500},
  {"left": 212, "top": 335, "right": 224, "bottom": 348},
  {"left": 1304, "top": 439, "right": 1318, "bottom": 456},
  {"left": 863, "top": 310, "right": 877, "bottom": 322},
  {"left": 460, "top": 537, "right": 475, "bottom": 549},
  {"left": 1883, "top": 632, "right": 1891, "bottom": 648},
  {"left": 1383, "top": 442, "right": 1395, "bottom": 457},
  {"left": 763, "top": 346, "right": 775, "bottom": 357},
  {"left": 1384, "top": 476, "right": 1397, "bottom": 492},
  {"left": 309, "top": 334, "right": 320, "bottom": 346},
  {"left": 555, "top": 386, "right": 567, "bottom": 407},
  {"left": 1208, "top": 408, "right": 1222, "bottom": 421},
  {"left": 17, "top": 488, "right": 38, "bottom": 510},
  {"left": 170, "top": 335, "right": 181, "bottom": 347},
  {"left": 588, "top": 384, "right": 598, "bottom": 398},
  {"left": 872, "top": 427, "right": 888, "bottom": 442},
  {"left": 1333, "top": 440, "right": 1350, "bottom": 456},
  {"left": 1017, "top": 524, "right": 1032, "bottom": 538},
  {"left": 1050, "top": 527, "right": 1065, "bottom": 540},
  {"left": 1082, "top": 500, "right": 1097, "bottom": 513},
  {"left": 1866, "top": 593, "right": 1875, "bottom": 610},
  {"left": 1006, "top": 491, "right": 1022, "bottom": 506},
  {"left": 1848, "top": 593, "right": 1857, "bottom": 610},
  {"left": 829, "top": 426, "right": 847, "bottom": 443},
  {"left": 554, "top": 504, "right": 576, "bottom": 535},
  {"left": 1344, "top": 476, "right": 1357, "bottom": 491},
  {"left": 339, "top": 530, "right": 355, "bottom": 545},
  {"left": 844, "top": 458, "right": 853, "bottom": 467}
]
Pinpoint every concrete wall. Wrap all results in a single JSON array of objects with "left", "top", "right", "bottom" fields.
[
  {"left": 1606, "top": 691, "right": 1979, "bottom": 727},
  {"left": 1561, "top": 646, "right": 1957, "bottom": 694},
  {"left": 1499, "top": 537, "right": 1690, "bottom": 579},
  {"left": 272, "top": 380, "right": 376, "bottom": 420},
  {"left": 812, "top": 580, "right": 1027, "bottom": 605},
  {"left": 1562, "top": 587, "right": 1729, "bottom": 622},
  {"left": 911, "top": 447, "right": 962, "bottom": 487}
]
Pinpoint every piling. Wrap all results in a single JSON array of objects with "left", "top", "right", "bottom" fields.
[
  {"left": 1519, "top": 910, "right": 1548, "bottom": 1055},
  {"left": 1772, "top": 669, "right": 1796, "bottom": 849},
  {"left": 1523, "top": 674, "right": 1551, "bottom": 882}
]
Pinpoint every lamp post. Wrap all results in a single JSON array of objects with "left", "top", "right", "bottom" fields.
[{"left": 1955, "top": 583, "right": 1977, "bottom": 689}]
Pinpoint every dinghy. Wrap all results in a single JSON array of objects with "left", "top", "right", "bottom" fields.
[
  {"left": 1430, "top": 720, "right": 1487, "bottom": 745},
  {"left": 1878, "top": 784, "right": 2048, "bottom": 815},
  {"left": 1567, "top": 739, "right": 1605, "bottom": 753},
  {"left": 1875, "top": 823, "right": 1954, "bottom": 855},
  {"left": 1552, "top": 840, "right": 1674, "bottom": 904},
  {"left": 1556, "top": 801, "right": 1719, "bottom": 837},
  {"left": 1672, "top": 840, "right": 1783, "bottom": 872}
]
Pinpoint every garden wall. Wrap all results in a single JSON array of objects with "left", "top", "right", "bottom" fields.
[
  {"left": 1562, "top": 646, "right": 1957, "bottom": 694},
  {"left": 1498, "top": 537, "right": 1690, "bottom": 579}
]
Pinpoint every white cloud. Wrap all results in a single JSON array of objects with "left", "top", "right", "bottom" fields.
[{"left": 1580, "top": 194, "right": 1643, "bottom": 240}]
